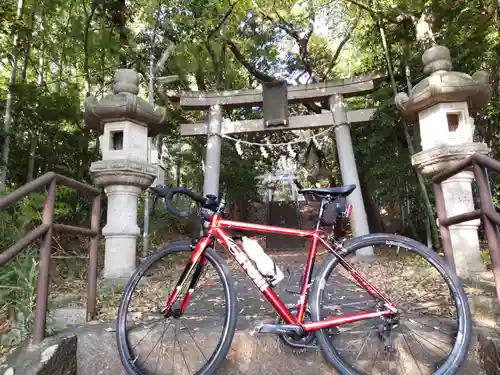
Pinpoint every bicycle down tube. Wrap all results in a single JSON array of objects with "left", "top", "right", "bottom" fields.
[{"left": 162, "top": 216, "right": 397, "bottom": 331}]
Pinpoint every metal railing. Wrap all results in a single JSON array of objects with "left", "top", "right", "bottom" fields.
[
  {"left": 0, "top": 172, "right": 101, "bottom": 344},
  {"left": 433, "top": 153, "right": 500, "bottom": 302}
]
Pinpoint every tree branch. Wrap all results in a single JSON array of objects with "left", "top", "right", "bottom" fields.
[
  {"left": 205, "top": 41, "right": 218, "bottom": 70},
  {"left": 304, "top": 0, "right": 315, "bottom": 44},
  {"left": 256, "top": 4, "right": 316, "bottom": 72},
  {"left": 304, "top": 102, "right": 322, "bottom": 113},
  {"left": 83, "top": 0, "right": 98, "bottom": 97},
  {"left": 252, "top": 1, "right": 315, "bottom": 74},
  {"left": 228, "top": 24, "right": 322, "bottom": 112},
  {"left": 226, "top": 39, "right": 277, "bottom": 83},
  {"left": 323, "top": 16, "right": 359, "bottom": 79},
  {"left": 342, "top": 0, "right": 399, "bottom": 24},
  {"left": 207, "top": 0, "right": 239, "bottom": 40},
  {"left": 267, "top": 5, "right": 301, "bottom": 40},
  {"left": 205, "top": 0, "right": 239, "bottom": 88},
  {"left": 343, "top": 0, "right": 373, "bottom": 15}
]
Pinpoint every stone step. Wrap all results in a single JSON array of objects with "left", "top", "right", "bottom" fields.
[
  {"left": 478, "top": 331, "right": 500, "bottom": 375},
  {"left": 3, "top": 319, "right": 494, "bottom": 375},
  {"left": 47, "top": 308, "right": 88, "bottom": 333}
]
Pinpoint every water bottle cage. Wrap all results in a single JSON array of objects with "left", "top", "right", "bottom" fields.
[{"left": 264, "top": 263, "right": 279, "bottom": 284}]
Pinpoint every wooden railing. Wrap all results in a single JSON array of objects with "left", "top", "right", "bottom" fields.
[
  {"left": 433, "top": 153, "right": 500, "bottom": 302},
  {"left": 0, "top": 172, "right": 101, "bottom": 343}
]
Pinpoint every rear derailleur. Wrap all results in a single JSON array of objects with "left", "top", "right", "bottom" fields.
[{"left": 377, "top": 314, "right": 399, "bottom": 353}]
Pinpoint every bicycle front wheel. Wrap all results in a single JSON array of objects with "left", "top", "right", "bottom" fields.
[
  {"left": 116, "top": 240, "right": 238, "bottom": 375},
  {"left": 311, "top": 233, "right": 472, "bottom": 375}
]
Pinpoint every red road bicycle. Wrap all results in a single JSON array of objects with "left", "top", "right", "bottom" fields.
[{"left": 116, "top": 186, "right": 472, "bottom": 375}]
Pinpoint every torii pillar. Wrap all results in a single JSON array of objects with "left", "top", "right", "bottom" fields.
[{"left": 330, "top": 94, "right": 371, "bottom": 256}]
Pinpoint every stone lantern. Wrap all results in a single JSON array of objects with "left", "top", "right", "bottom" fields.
[
  {"left": 395, "top": 45, "right": 491, "bottom": 277},
  {"left": 85, "top": 69, "right": 167, "bottom": 284}
]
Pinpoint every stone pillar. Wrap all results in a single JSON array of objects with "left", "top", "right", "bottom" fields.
[
  {"left": 330, "top": 94, "right": 373, "bottom": 257},
  {"left": 102, "top": 185, "right": 142, "bottom": 278},
  {"left": 442, "top": 171, "right": 484, "bottom": 274},
  {"left": 85, "top": 69, "right": 168, "bottom": 284},
  {"left": 395, "top": 45, "right": 491, "bottom": 278},
  {"left": 203, "top": 104, "right": 222, "bottom": 197}
]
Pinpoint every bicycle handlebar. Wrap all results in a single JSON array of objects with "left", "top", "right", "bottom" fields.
[
  {"left": 166, "top": 187, "right": 206, "bottom": 217},
  {"left": 149, "top": 186, "right": 220, "bottom": 220}
]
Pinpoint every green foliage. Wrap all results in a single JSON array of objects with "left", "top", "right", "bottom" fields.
[
  {"left": 0, "top": 190, "right": 44, "bottom": 325},
  {"left": 1, "top": 0, "right": 499, "bottom": 298},
  {"left": 0, "top": 249, "right": 38, "bottom": 325},
  {"left": 480, "top": 250, "right": 492, "bottom": 271}
]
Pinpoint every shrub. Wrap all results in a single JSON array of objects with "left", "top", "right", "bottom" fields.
[{"left": 0, "top": 190, "right": 44, "bottom": 333}]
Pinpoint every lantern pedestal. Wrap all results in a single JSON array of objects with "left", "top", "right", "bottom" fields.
[{"left": 85, "top": 69, "right": 167, "bottom": 284}]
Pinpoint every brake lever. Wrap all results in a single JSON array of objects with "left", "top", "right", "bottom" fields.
[{"left": 204, "top": 194, "right": 219, "bottom": 211}]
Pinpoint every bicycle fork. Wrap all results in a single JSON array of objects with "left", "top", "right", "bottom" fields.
[{"left": 161, "top": 240, "right": 211, "bottom": 317}]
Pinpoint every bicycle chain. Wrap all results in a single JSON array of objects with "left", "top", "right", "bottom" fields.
[
  {"left": 276, "top": 305, "right": 342, "bottom": 354},
  {"left": 276, "top": 306, "right": 317, "bottom": 354}
]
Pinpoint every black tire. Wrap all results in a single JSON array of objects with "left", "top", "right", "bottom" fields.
[
  {"left": 116, "top": 240, "right": 238, "bottom": 375},
  {"left": 310, "top": 233, "right": 472, "bottom": 375}
]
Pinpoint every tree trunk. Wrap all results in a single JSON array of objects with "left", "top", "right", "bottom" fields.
[
  {"left": 27, "top": 136, "right": 37, "bottom": 182},
  {"left": 82, "top": 1, "right": 96, "bottom": 97},
  {"left": 378, "top": 20, "right": 440, "bottom": 249},
  {"left": 176, "top": 161, "right": 181, "bottom": 186},
  {"left": 27, "top": 6, "right": 45, "bottom": 183},
  {"left": 0, "top": 0, "right": 25, "bottom": 192},
  {"left": 20, "top": 9, "right": 36, "bottom": 83},
  {"left": 77, "top": 0, "right": 97, "bottom": 182},
  {"left": 19, "top": 5, "right": 33, "bottom": 183},
  {"left": 117, "top": 0, "right": 128, "bottom": 67},
  {"left": 358, "top": 170, "right": 385, "bottom": 233}
]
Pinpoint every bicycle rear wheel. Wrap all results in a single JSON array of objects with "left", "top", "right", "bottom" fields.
[
  {"left": 116, "top": 240, "right": 238, "bottom": 375},
  {"left": 311, "top": 233, "right": 472, "bottom": 375}
]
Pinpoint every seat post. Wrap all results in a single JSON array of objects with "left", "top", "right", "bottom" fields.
[{"left": 315, "top": 197, "right": 330, "bottom": 230}]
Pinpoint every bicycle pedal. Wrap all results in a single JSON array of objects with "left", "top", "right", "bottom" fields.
[{"left": 250, "top": 322, "right": 264, "bottom": 337}]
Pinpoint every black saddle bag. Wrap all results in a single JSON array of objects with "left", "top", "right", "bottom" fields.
[{"left": 321, "top": 197, "right": 348, "bottom": 226}]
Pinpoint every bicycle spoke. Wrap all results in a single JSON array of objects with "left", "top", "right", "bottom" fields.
[
  {"left": 337, "top": 330, "right": 372, "bottom": 354},
  {"left": 180, "top": 320, "right": 208, "bottom": 361},
  {"left": 401, "top": 324, "right": 445, "bottom": 370},
  {"left": 355, "top": 330, "right": 373, "bottom": 361},
  {"left": 396, "top": 339, "right": 406, "bottom": 375},
  {"left": 400, "top": 327, "right": 425, "bottom": 375},
  {"left": 401, "top": 322, "right": 450, "bottom": 352},
  {"left": 153, "top": 320, "right": 171, "bottom": 373},
  {"left": 140, "top": 320, "right": 170, "bottom": 367},
  {"left": 368, "top": 345, "right": 380, "bottom": 375},
  {"left": 174, "top": 325, "right": 192, "bottom": 375},
  {"left": 403, "top": 317, "right": 454, "bottom": 337},
  {"left": 171, "top": 334, "right": 176, "bottom": 375}
]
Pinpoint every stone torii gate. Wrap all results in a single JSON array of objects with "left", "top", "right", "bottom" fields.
[{"left": 167, "top": 75, "right": 379, "bottom": 256}]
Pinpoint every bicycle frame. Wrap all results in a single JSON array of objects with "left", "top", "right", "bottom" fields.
[{"left": 162, "top": 214, "right": 397, "bottom": 332}]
